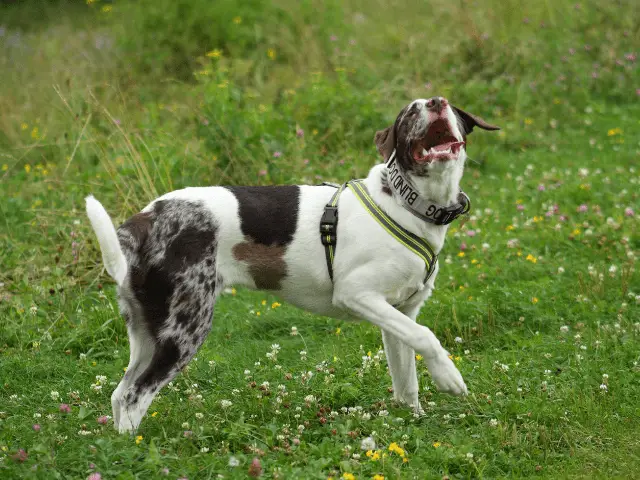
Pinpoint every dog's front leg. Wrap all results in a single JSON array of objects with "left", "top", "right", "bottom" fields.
[
  {"left": 335, "top": 292, "right": 467, "bottom": 396},
  {"left": 381, "top": 325, "right": 421, "bottom": 413}
]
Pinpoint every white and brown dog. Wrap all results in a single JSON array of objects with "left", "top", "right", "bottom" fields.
[{"left": 86, "top": 96, "right": 499, "bottom": 432}]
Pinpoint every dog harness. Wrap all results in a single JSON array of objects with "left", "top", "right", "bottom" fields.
[
  {"left": 321, "top": 180, "right": 439, "bottom": 283},
  {"left": 320, "top": 158, "right": 471, "bottom": 284}
]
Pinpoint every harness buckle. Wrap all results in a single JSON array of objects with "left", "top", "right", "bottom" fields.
[{"left": 320, "top": 206, "right": 338, "bottom": 245}]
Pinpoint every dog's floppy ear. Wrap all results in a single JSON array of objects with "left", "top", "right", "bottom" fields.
[
  {"left": 452, "top": 106, "right": 500, "bottom": 134},
  {"left": 374, "top": 126, "right": 395, "bottom": 161}
]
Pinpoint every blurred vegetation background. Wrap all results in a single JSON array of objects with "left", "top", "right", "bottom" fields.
[{"left": 2, "top": 0, "right": 637, "bottom": 208}]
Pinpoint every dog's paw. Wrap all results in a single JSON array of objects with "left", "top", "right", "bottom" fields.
[{"left": 425, "top": 353, "right": 468, "bottom": 396}]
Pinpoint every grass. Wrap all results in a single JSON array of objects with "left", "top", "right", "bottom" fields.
[{"left": 1, "top": 0, "right": 639, "bottom": 478}]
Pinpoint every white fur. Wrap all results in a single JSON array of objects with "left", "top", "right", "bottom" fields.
[{"left": 85, "top": 195, "right": 128, "bottom": 286}]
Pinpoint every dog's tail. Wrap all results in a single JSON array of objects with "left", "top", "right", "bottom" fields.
[{"left": 85, "top": 195, "right": 128, "bottom": 286}]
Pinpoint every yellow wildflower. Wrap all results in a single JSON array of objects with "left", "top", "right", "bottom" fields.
[
  {"left": 532, "top": 297, "right": 539, "bottom": 304},
  {"left": 373, "top": 475, "right": 384, "bottom": 480},
  {"left": 432, "top": 441, "right": 441, "bottom": 448},
  {"left": 21, "top": 122, "right": 28, "bottom": 130},
  {"left": 151, "top": 411, "right": 158, "bottom": 417},
  {"left": 471, "top": 259, "right": 478, "bottom": 264},
  {"left": 256, "top": 311, "right": 261, "bottom": 316},
  {"left": 607, "top": 127, "right": 622, "bottom": 136},
  {"left": 388, "top": 442, "right": 405, "bottom": 457},
  {"left": 415, "top": 354, "right": 423, "bottom": 361},
  {"left": 31, "top": 127, "right": 39, "bottom": 139},
  {"left": 261, "top": 300, "right": 267, "bottom": 306},
  {"left": 312, "top": 129, "right": 319, "bottom": 135},
  {"left": 271, "top": 302, "right": 281, "bottom": 309},
  {"left": 1, "top": 164, "right": 7, "bottom": 171},
  {"left": 533, "top": 216, "right": 543, "bottom": 223},
  {"left": 524, "top": 118, "right": 533, "bottom": 125},
  {"left": 572, "top": 229, "right": 581, "bottom": 236},
  {"left": 24, "top": 164, "right": 31, "bottom": 174},
  {"left": 206, "top": 49, "right": 222, "bottom": 58},
  {"left": 342, "top": 474, "right": 355, "bottom": 480},
  {"left": 267, "top": 48, "right": 276, "bottom": 60},
  {"left": 335, "top": 327, "right": 341, "bottom": 335},
  {"left": 135, "top": 435, "right": 143, "bottom": 444},
  {"left": 526, "top": 254, "right": 537, "bottom": 264},
  {"left": 102, "top": 5, "right": 112, "bottom": 12},
  {"left": 233, "top": 16, "right": 242, "bottom": 24},
  {"left": 457, "top": 251, "right": 465, "bottom": 257},
  {"left": 506, "top": 225, "right": 515, "bottom": 231},
  {"left": 231, "top": 288, "right": 237, "bottom": 295}
]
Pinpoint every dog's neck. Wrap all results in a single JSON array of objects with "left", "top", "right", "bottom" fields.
[
  {"left": 391, "top": 156, "right": 465, "bottom": 207},
  {"left": 363, "top": 152, "right": 466, "bottom": 253}
]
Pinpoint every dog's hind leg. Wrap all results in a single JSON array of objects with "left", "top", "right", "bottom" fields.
[
  {"left": 110, "top": 312, "right": 156, "bottom": 431},
  {"left": 110, "top": 198, "right": 221, "bottom": 433},
  {"left": 117, "top": 282, "right": 218, "bottom": 433}
]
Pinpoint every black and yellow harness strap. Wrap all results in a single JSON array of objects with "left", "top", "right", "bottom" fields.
[
  {"left": 319, "top": 180, "right": 438, "bottom": 284},
  {"left": 347, "top": 180, "right": 437, "bottom": 283},
  {"left": 319, "top": 183, "right": 346, "bottom": 281}
]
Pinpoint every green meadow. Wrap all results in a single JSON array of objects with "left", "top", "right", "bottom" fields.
[{"left": 0, "top": 0, "right": 638, "bottom": 478}]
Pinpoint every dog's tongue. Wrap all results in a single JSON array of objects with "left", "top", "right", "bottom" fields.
[{"left": 432, "top": 141, "right": 464, "bottom": 152}]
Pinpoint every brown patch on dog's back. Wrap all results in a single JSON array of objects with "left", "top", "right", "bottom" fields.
[{"left": 233, "top": 238, "right": 287, "bottom": 290}]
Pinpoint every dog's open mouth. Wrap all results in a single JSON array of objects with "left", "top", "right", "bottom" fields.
[{"left": 412, "top": 119, "right": 465, "bottom": 163}]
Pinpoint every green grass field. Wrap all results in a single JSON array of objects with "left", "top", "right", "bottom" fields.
[{"left": 1, "top": 0, "right": 639, "bottom": 478}]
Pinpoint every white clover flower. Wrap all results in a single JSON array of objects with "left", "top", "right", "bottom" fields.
[
  {"left": 200, "top": 447, "right": 209, "bottom": 453},
  {"left": 228, "top": 456, "right": 240, "bottom": 467},
  {"left": 378, "top": 410, "right": 389, "bottom": 417},
  {"left": 50, "top": 391, "right": 60, "bottom": 400},
  {"left": 182, "top": 422, "right": 190, "bottom": 428},
  {"left": 557, "top": 266, "right": 565, "bottom": 274},
  {"left": 599, "top": 384, "right": 608, "bottom": 392},
  {"left": 560, "top": 325, "right": 569, "bottom": 333},
  {"left": 454, "top": 336, "right": 463, "bottom": 343},
  {"left": 304, "top": 395, "right": 316, "bottom": 403},
  {"left": 220, "top": 400, "right": 233, "bottom": 409},
  {"left": 195, "top": 412, "right": 204, "bottom": 419},
  {"left": 290, "top": 326, "right": 298, "bottom": 336},
  {"left": 361, "top": 413, "right": 371, "bottom": 421}
]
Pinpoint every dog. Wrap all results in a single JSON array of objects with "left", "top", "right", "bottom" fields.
[{"left": 86, "top": 96, "right": 499, "bottom": 432}]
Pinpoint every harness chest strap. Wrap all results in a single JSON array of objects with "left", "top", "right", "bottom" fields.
[{"left": 319, "top": 180, "right": 438, "bottom": 284}]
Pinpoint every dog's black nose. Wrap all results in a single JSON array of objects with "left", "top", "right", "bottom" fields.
[{"left": 426, "top": 97, "right": 448, "bottom": 113}]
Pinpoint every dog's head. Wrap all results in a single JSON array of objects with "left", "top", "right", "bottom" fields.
[{"left": 375, "top": 97, "right": 500, "bottom": 176}]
